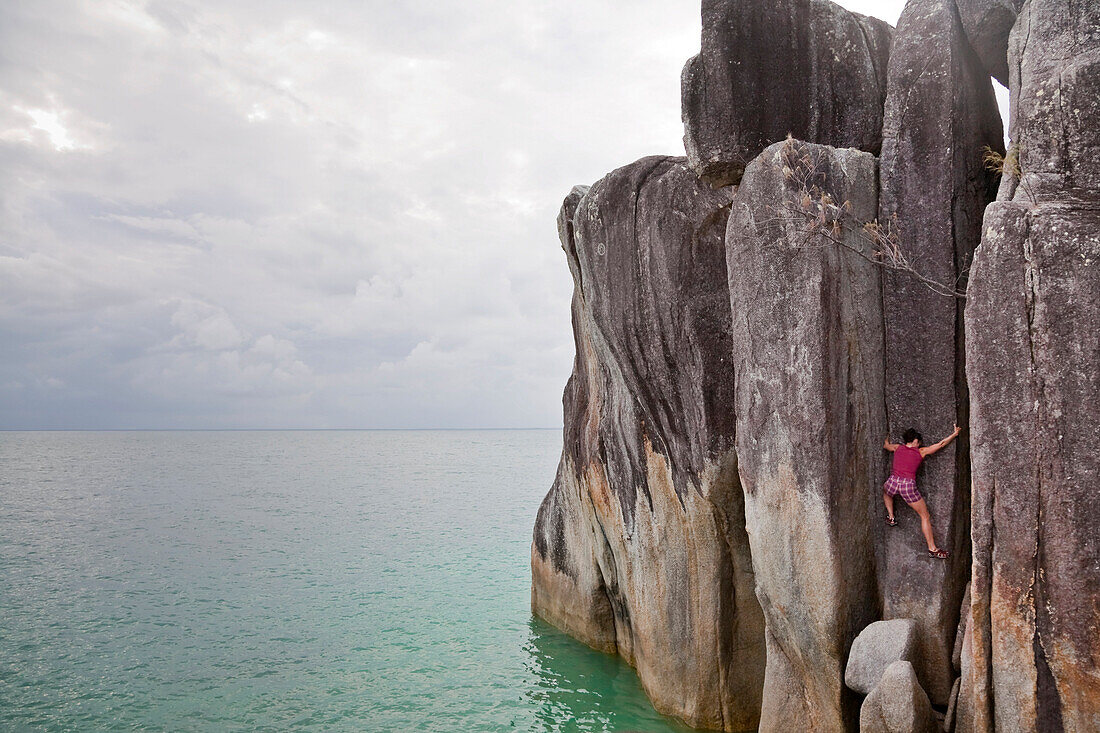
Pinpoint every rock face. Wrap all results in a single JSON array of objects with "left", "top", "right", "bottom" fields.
[
  {"left": 531, "top": 186, "right": 618, "bottom": 655},
  {"left": 1006, "top": 0, "right": 1100, "bottom": 202},
  {"left": 960, "top": 200, "right": 1100, "bottom": 732},
  {"left": 876, "top": 0, "right": 1003, "bottom": 704},
  {"left": 946, "top": 676, "right": 962, "bottom": 733},
  {"left": 531, "top": 157, "right": 766, "bottom": 732},
  {"left": 959, "top": 5, "right": 1100, "bottom": 730},
  {"left": 727, "top": 140, "right": 884, "bottom": 732},
  {"left": 860, "top": 661, "right": 938, "bottom": 733},
  {"left": 951, "top": 581, "right": 972, "bottom": 675},
  {"left": 955, "top": 0, "right": 1023, "bottom": 85},
  {"left": 681, "top": 0, "right": 892, "bottom": 186},
  {"left": 535, "top": 1, "right": 1100, "bottom": 731},
  {"left": 845, "top": 619, "right": 920, "bottom": 696},
  {"left": 959, "top": 1, "right": 1100, "bottom": 730}
]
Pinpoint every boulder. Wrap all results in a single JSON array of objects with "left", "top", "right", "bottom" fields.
[
  {"left": 845, "top": 619, "right": 920, "bottom": 695},
  {"left": 860, "top": 661, "right": 938, "bottom": 733},
  {"left": 727, "top": 139, "right": 884, "bottom": 731},
  {"left": 959, "top": 2, "right": 1100, "bottom": 730},
  {"left": 876, "top": 0, "right": 1003, "bottom": 704},
  {"left": 955, "top": 0, "right": 1024, "bottom": 85},
  {"left": 531, "top": 157, "right": 766, "bottom": 732},
  {"left": 681, "top": 0, "right": 891, "bottom": 186}
]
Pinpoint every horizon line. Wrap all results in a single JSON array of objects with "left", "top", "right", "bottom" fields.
[{"left": 0, "top": 427, "right": 562, "bottom": 432}]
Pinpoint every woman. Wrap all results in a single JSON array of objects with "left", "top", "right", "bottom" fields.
[{"left": 883, "top": 425, "right": 961, "bottom": 559}]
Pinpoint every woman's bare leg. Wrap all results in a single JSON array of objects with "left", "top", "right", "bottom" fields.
[
  {"left": 883, "top": 491, "right": 896, "bottom": 521},
  {"left": 908, "top": 498, "right": 938, "bottom": 551}
]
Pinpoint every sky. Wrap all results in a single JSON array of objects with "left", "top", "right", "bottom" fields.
[{"left": 0, "top": 0, "right": 1005, "bottom": 429}]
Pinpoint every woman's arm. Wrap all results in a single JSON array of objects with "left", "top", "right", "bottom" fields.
[
  {"left": 884, "top": 438, "right": 899, "bottom": 452},
  {"left": 920, "top": 424, "right": 962, "bottom": 457}
]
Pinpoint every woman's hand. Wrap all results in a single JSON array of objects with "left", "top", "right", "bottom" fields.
[{"left": 921, "top": 425, "right": 961, "bottom": 457}]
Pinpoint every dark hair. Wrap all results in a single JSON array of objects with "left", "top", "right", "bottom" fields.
[{"left": 902, "top": 428, "right": 923, "bottom": 445}]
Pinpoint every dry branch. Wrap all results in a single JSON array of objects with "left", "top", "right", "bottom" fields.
[{"left": 766, "top": 136, "right": 972, "bottom": 299}]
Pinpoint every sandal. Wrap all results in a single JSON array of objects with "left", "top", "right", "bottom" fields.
[
  {"left": 886, "top": 515, "right": 898, "bottom": 527},
  {"left": 929, "top": 548, "right": 949, "bottom": 559}
]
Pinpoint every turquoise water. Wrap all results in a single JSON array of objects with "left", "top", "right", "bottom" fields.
[{"left": 0, "top": 431, "right": 694, "bottom": 732}]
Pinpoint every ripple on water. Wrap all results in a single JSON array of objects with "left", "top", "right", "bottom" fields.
[{"left": 1, "top": 431, "right": 695, "bottom": 732}]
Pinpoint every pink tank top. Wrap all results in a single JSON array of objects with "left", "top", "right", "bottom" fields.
[{"left": 892, "top": 445, "right": 923, "bottom": 479}]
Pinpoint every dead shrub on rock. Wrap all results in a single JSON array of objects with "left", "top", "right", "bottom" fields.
[{"left": 766, "top": 136, "right": 972, "bottom": 299}]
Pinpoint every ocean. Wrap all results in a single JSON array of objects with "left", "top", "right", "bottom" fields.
[{"left": 0, "top": 430, "right": 694, "bottom": 732}]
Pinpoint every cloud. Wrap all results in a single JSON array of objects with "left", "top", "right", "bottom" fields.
[
  {"left": 166, "top": 300, "right": 246, "bottom": 351},
  {"left": 0, "top": 0, "right": 921, "bottom": 428}
]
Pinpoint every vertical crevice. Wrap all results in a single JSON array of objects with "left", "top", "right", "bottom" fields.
[
  {"left": 985, "top": 475, "right": 998, "bottom": 731},
  {"left": 1032, "top": 503, "right": 1065, "bottom": 732},
  {"left": 1022, "top": 202, "right": 1062, "bottom": 730},
  {"left": 1018, "top": 208, "right": 1062, "bottom": 730},
  {"left": 585, "top": 488, "right": 622, "bottom": 655}
]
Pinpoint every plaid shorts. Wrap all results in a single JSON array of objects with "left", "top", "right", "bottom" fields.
[{"left": 884, "top": 474, "right": 922, "bottom": 503}]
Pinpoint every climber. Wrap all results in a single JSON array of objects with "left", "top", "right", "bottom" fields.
[{"left": 882, "top": 425, "right": 962, "bottom": 560}]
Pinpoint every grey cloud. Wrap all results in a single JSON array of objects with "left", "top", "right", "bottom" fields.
[{"left": 0, "top": 0, "right": 907, "bottom": 429}]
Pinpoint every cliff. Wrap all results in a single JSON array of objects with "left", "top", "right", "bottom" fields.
[
  {"left": 728, "top": 140, "right": 884, "bottom": 730},
  {"left": 876, "top": 0, "right": 1002, "bottom": 703},
  {"left": 533, "top": 0, "right": 1099, "bottom": 731},
  {"left": 532, "top": 157, "right": 765, "bottom": 731},
  {"left": 958, "top": 1, "right": 1100, "bottom": 730}
]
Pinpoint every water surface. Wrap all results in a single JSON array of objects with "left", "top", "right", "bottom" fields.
[{"left": 1, "top": 430, "right": 693, "bottom": 731}]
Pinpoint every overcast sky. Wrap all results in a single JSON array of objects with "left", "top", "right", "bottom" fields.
[{"left": 1, "top": 0, "right": 1004, "bottom": 429}]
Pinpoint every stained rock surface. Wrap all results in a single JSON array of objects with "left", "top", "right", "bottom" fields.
[
  {"left": 959, "top": 2, "right": 1100, "bottom": 731},
  {"left": 876, "top": 0, "right": 1003, "bottom": 705},
  {"left": 960, "top": 199, "right": 1100, "bottom": 731},
  {"left": 531, "top": 185, "right": 616, "bottom": 655},
  {"left": 681, "top": 0, "right": 891, "bottom": 186},
  {"left": 531, "top": 157, "right": 766, "bottom": 732},
  {"left": 860, "top": 661, "right": 937, "bottom": 733},
  {"left": 727, "top": 140, "right": 883, "bottom": 732}
]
